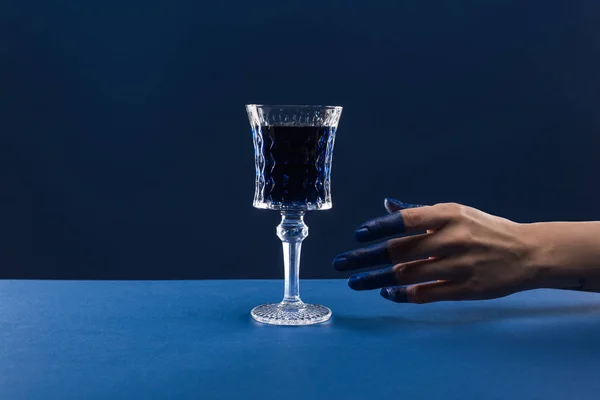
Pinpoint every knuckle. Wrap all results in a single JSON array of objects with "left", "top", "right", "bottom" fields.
[
  {"left": 433, "top": 202, "right": 452, "bottom": 215},
  {"left": 437, "top": 202, "right": 466, "bottom": 221},
  {"left": 393, "top": 264, "right": 411, "bottom": 283},
  {"left": 401, "top": 208, "right": 420, "bottom": 229},
  {"left": 444, "top": 202, "right": 462, "bottom": 214},
  {"left": 450, "top": 226, "right": 475, "bottom": 248},
  {"left": 410, "top": 285, "right": 428, "bottom": 304}
]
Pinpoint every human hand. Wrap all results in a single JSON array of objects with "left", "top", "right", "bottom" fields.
[{"left": 333, "top": 199, "right": 539, "bottom": 303}]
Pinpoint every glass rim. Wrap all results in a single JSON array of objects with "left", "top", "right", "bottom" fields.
[{"left": 246, "top": 104, "right": 342, "bottom": 111}]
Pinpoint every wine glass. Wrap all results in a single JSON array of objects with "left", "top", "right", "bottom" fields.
[{"left": 246, "top": 104, "right": 343, "bottom": 326}]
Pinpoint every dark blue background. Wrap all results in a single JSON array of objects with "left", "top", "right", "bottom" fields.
[{"left": 1, "top": 0, "right": 599, "bottom": 279}]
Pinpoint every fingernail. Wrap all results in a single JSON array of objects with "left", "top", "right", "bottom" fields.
[
  {"left": 385, "top": 198, "right": 424, "bottom": 209},
  {"left": 347, "top": 275, "right": 363, "bottom": 290},
  {"left": 332, "top": 256, "right": 349, "bottom": 271},
  {"left": 380, "top": 287, "right": 409, "bottom": 303},
  {"left": 354, "top": 227, "right": 370, "bottom": 241}
]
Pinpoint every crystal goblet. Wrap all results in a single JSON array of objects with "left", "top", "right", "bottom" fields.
[{"left": 246, "top": 104, "right": 342, "bottom": 326}]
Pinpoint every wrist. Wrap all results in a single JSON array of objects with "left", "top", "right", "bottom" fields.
[
  {"left": 515, "top": 222, "right": 554, "bottom": 290},
  {"left": 519, "top": 222, "right": 599, "bottom": 290}
]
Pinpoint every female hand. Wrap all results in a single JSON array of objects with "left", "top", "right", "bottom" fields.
[{"left": 332, "top": 199, "right": 540, "bottom": 304}]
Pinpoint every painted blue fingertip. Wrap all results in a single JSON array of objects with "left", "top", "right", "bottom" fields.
[
  {"left": 384, "top": 199, "right": 398, "bottom": 214},
  {"left": 357, "top": 212, "right": 406, "bottom": 242},
  {"left": 380, "top": 287, "right": 409, "bottom": 303},
  {"left": 354, "top": 227, "right": 370, "bottom": 241},
  {"left": 347, "top": 275, "right": 363, "bottom": 290},
  {"left": 333, "top": 242, "right": 391, "bottom": 271},
  {"left": 385, "top": 198, "right": 425, "bottom": 210},
  {"left": 332, "top": 256, "right": 349, "bottom": 271}
]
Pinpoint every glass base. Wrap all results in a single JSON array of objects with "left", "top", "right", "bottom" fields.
[{"left": 251, "top": 301, "right": 332, "bottom": 326}]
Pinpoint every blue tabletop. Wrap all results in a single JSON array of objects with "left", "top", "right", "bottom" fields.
[{"left": 1, "top": 280, "right": 600, "bottom": 400}]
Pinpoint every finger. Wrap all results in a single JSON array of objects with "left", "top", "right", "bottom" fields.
[
  {"left": 387, "top": 234, "right": 448, "bottom": 264},
  {"left": 384, "top": 198, "right": 425, "bottom": 214},
  {"left": 347, "top": 258, "right": 465, "bottom": 291},
  {"left": 333, "top": 233, "right": 441, "bottom": 271},
  {"left": 332, "top": 241, "right": 390, "bottom": 271},
  {"left": 380, "top": 280, "right": 473, "bottom": 304},
  {"left": 384, "top": 199, "right": 435, "bottom": 234},
  {"left": 379, "top": 286, "right": 410, "bottom": 303},
  {"left": 354, "top": 203, "right": 453, "bottom": 242}
]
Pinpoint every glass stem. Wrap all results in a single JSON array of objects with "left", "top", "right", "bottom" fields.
[{"left": 277, "top": 211, "right": 308, "bottom": 304}]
